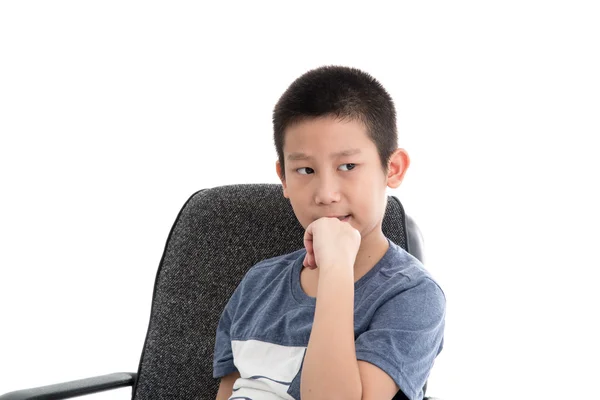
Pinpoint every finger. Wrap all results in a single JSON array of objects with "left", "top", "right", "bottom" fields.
[
  {"left": 303, "top": 221, "right": 316, "bottom": 268},
  {"left": 304, "top": 248, "right": 314, "bottom": 269},
  {"left": 303, "top": 234, "right": 313, "bottom": 253},
  {"left": 308, "top": 253, "right": 316, "bottom": 269},
  {"left": 304, "top": 251, "right": 317, "bottom": 269},
  {"left": 304, "top": 237, "right": 313, "bottom": 257},
  {"left": 303, "top": 221, "right": 314, "bottom": 247}
]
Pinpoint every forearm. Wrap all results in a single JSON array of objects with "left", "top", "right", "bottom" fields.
[{"left": 301, "top": 266, "right": 362, "bottom": 400}]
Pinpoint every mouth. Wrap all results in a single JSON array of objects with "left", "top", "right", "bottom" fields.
[{"left": 319, "top": 214, "right": 352, "bottom": 223}]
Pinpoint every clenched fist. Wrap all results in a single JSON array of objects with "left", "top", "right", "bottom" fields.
[{"left": 302, "top": 217, "right": 362, "bottom": 274}]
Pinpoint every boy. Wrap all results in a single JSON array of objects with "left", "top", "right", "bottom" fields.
[{"left": 213, "top": 66, "right": 445, "bottom": 400}]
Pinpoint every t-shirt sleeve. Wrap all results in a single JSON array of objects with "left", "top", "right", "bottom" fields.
[
  {"left": 212, "top": 278, "right": 244, "bottom": 379},
  {"left": 354, "top": 277, "right": 445, "bottom": 400}
]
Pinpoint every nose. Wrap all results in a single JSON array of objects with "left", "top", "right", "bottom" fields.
[{"left": 314, "top": 173, "right": 341, "bottom": 205}]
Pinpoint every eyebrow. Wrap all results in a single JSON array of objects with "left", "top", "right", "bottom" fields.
[{"left": 287, "top": 148, "right": 362, "bottom": 161}]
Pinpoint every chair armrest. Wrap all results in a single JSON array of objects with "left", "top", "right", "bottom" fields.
[{"left": 0, "top": 372, "right": 137, "bottom": 400}]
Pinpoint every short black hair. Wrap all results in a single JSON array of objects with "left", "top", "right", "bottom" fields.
[{"left": 273, "top": 65, "right": 398, "bottom": 178}]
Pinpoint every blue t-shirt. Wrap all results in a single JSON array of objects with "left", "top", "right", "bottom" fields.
[{"left": 213, "top": 238, "right": 445, "bottom": 400}]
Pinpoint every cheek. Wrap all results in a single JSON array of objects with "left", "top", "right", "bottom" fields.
[
  {"left": 352, "top": 182, "right": 386, "bottom": 219},
  {"left": 287, "top": 196, "right": 310, "bottom": 229}
]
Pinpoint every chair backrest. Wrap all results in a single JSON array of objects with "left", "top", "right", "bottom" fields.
[{"left": 131, "top": 183, "right": 420, "bottom": 399}]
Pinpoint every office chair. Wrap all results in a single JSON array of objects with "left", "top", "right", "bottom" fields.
[{"left": 0, "top": 183, "right": 440, "bottom": 400}]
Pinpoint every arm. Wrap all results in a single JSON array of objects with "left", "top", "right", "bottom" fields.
[
  {"left": 215, "top": 370, "right": 241, "bottom": 400},
  {"left": 300, "top": 265, "right": 362, "bottom": 400}
]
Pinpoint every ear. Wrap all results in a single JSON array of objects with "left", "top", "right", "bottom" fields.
[
  {"left": 386, "top": 148, "right": 410, "bottom": 189},
  {"left": 275, "top": 160, "right": 289, "bottom": 198}
]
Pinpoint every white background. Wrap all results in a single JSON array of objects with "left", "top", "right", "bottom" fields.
[{"left": 1, "top": 1, "right": 599, "bottom": 399}]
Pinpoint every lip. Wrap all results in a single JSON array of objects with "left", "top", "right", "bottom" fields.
[{"left": 324, "top": 214, "right": 351, "bottom": 221}]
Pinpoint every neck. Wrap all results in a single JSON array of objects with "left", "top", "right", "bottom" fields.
[{"left": 353, "top": 228, "right": 389, "bottom": 281}]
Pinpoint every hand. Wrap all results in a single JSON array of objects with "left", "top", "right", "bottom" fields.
[{"left": 303, "top": 217, "right": 361, "bottom": 274}]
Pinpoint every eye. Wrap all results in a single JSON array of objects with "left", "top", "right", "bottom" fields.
[
  {"left": 297, "top": 167, "right": 314, "bottom": 175},
  {"left": 338, "top": 163, "right": 356, "bottom": 171}
]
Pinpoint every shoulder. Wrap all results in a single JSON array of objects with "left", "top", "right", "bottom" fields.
[
  {"left": 222, "top": 248, "right": 306, "bottom": 314},
  {"left": 383, "top": 241, "right": 444, "bottom": 295},
  {"left": 366, "top": 241, "right": 446, "bottom": 319},
  {"left": 251, "top": 248, "right": 306, "bottom": 271},
  {"left": 237, "top": 248, "right": 306, "bottom": 286},
  {"left": 363, "top": 250, "right": 446, "bottom": 336},
  {"left": 248, "top": 248, "right": 305, "bottom": 275}
]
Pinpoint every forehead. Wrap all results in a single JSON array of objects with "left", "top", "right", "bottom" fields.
[{"left": 283, "top": 116, "right": 376, "bottom": 158}]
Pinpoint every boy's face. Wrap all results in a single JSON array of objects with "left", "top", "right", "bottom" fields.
[{"left": 276, "top": 116, "right": 409, "bottom": 244}]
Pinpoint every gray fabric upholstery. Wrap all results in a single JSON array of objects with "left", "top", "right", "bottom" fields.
[{"left": 132, "top": 183, "right": 410, "bottom": 399}]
